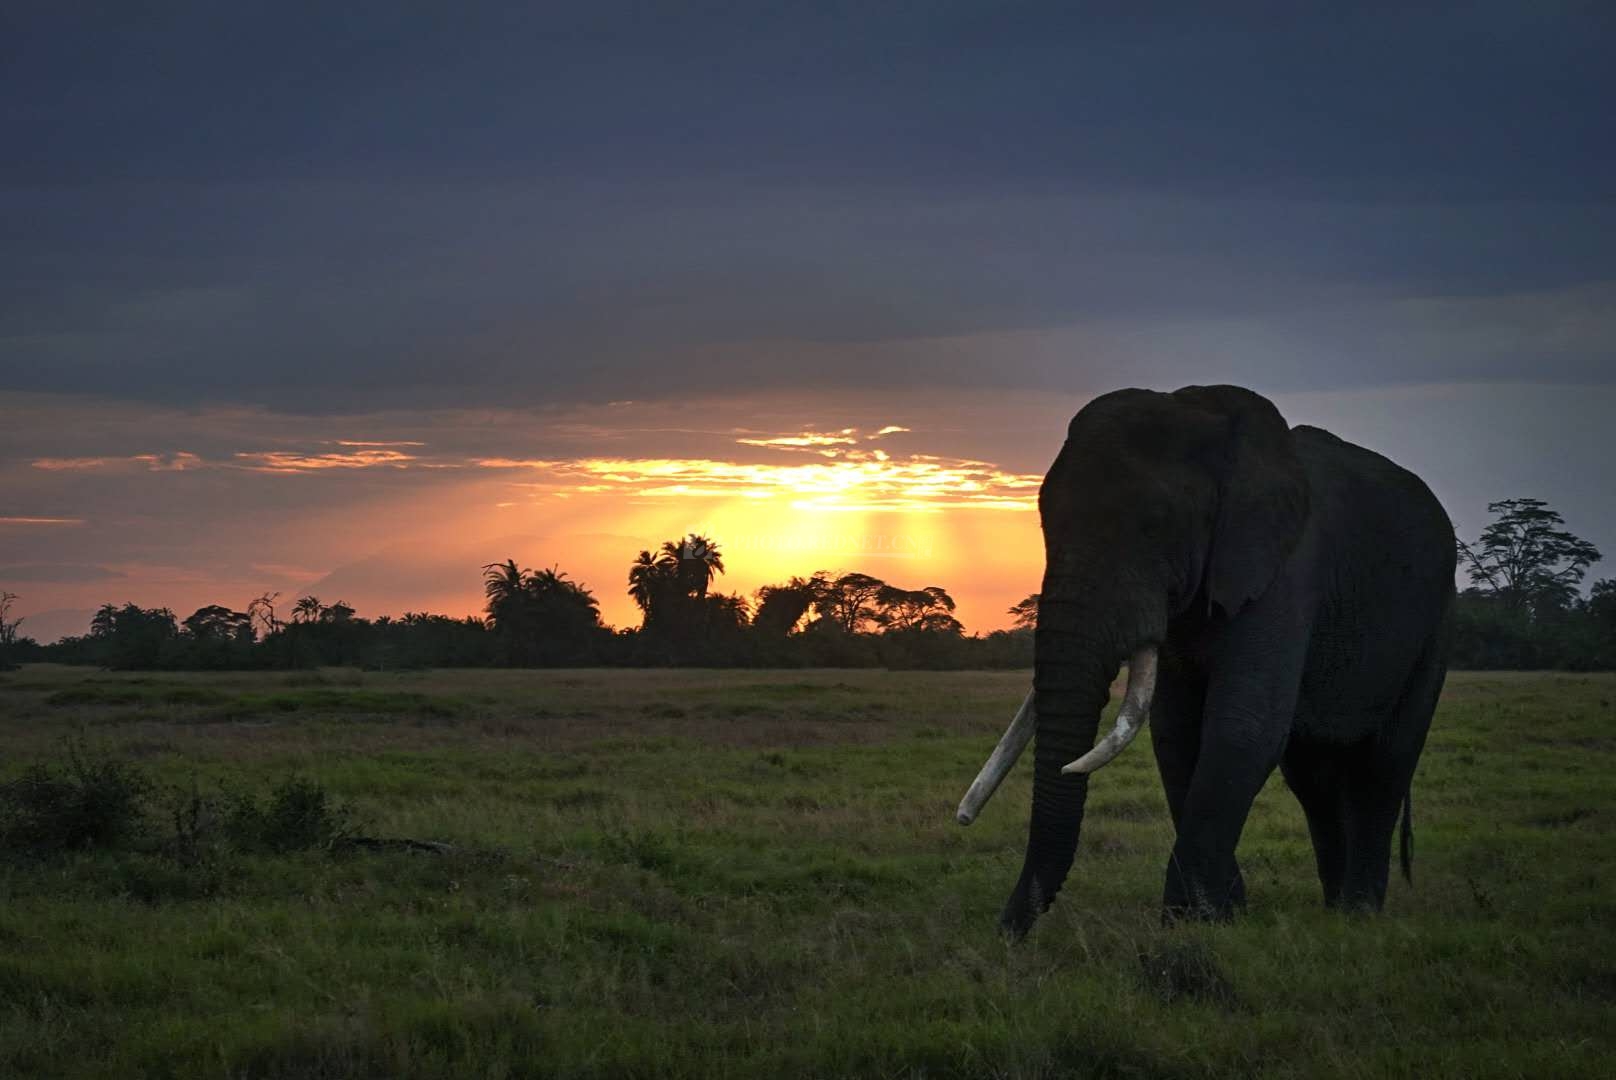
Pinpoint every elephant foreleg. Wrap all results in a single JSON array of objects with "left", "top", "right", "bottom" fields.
[
  {"left": 1150, "top": 668, "right": 1251, "bottom": 911},
  {"left": 1162, "top": 620, "right": 1305, "bottom": 921}
]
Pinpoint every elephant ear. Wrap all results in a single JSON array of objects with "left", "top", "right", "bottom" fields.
[{"left": 1174, "top": 386, "right": 1310, "bottom": 618}]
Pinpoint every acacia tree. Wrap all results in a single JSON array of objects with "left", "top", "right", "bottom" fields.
[
  {"left": 1458, "top": 498, "right": 1602, "bottom": 617},
  {"left": 182, "top": 605, "right": 255, "bottom": 642},
  {"left": 874, "top": 584, "right": 962, "bottom": 633},
  {"left": 812, "top": 572, "right": 888, "bottom": 634}
]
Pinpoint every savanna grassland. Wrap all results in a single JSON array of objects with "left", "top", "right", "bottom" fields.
[{"left": 1, "top": 665, "right": 1613, "bottom": 1079}]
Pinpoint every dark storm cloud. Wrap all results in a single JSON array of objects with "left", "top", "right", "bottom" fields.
[{"left": 3, "top": 2, "right": 1614, "bottom": 409}]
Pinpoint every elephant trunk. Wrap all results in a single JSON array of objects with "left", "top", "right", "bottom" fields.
[{"left": 998, "top": 572, "right": 1127, "bottom": 939}]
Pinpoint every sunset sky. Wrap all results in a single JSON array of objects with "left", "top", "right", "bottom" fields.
[{"left": 4, "top": 4, "right": 1614, "bottom": 642}]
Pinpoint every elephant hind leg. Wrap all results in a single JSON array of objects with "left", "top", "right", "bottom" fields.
[
  {"left": 1337, "top": 757, "right": 1404, "bottom": 911},
  {"left": 1281, "top": 738, "right": 1350, "bottom": 907},
  {"left": 1340, "top": 650, "right": 1447, "bottom": 910}
]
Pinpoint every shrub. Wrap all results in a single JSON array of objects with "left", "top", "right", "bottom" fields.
[
  {"left": 224, "top": 776, "right": 358, "bottom": 853},
  {"left": 0, "top": 742, "right": 151, "bottom": 856}
]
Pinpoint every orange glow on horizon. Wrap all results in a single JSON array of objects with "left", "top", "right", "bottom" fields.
[{"left": 11, "top": 410, "right": 1053, "bottom": 639}]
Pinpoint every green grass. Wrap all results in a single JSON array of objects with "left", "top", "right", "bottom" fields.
[{"left": 1, "top": 664, "right": 1612, "bottom": 1078}]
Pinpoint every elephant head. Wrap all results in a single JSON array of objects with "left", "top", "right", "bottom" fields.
[{"left": 957, "top": 385, "right": 1309, "bottom": 938}]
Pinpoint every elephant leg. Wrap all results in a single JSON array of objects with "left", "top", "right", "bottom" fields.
[
  {"left": 1280, "top": 737, "right": 1349, "bottom": 907},
  {"left": 1339, "top": 649, "right": 1446, "bottom": 910},
  {"left": 1337, "top": 757, "right": 1402, "bottom": 911}
]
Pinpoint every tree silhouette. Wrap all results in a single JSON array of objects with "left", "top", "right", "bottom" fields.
[
  {"left": 528, "top": 566, "right": 601, "bottom": 633},
  {"left": 292, "top": 596, "right": 324, "bottom": 624},
  {"left": 1589, "top": 579, "right": 1616, "bottom": 637},
  {"left": 485, "top": 558, "right": 601, "bottom": 664},
  {"left": 90, "top": 602, "right": 118, "bottom": 639},
  {"left": 0, "top": 592, "right": 22, "bottom": 669},
  {"left": 702, "top": 591, "right": 751, "bottom": 636},
  {"left": 874, "top": 584, "right": 962, "bottom": 633},
  {"left": 628, "top": 549, "right": 677, "bottom": 632},
  {"left": 319, "top": 601, "right": 356, "bottom": 624},
  {"left": 1458, "top": 498, "right": 1602, "bottom": 617},
  {"left": 183, "top": 605, "right": 254, "bottom": 642},
  {"left": 753, "top": 574, "right": 828, "bottom": 635},
  {"left": 816, "top": 572, "right": 888, "bottom": 634},
  {"left": 672, "top": 533, "right": 725, "bottom": 599},
  {"left": 86, "top": 603, "right": 180, "bottom": 668},
  {"left": 1008, "top": 593, "right": 1039, "bottom": 630},
  {"left": 483, "top": 559, "right": 528, "bottom": 610},
  {"left": 0, "top": 592, "right": 22, "bottom": 645},
  {"left": 247, "top": 592, "right": 282, "bottom": 636},
  {"left": 629, "top": 535, "right": 726, "bottom": 636}
]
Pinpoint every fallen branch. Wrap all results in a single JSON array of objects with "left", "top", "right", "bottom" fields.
[
  {"left": 341, "top": 835, "right": 458, "bottom": 855},
  {"left": 339, "top": 836, "right": 577, "bottom": 872}
]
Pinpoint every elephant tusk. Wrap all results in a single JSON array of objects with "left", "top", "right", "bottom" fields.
[
  {"left": 956, "top": 688, "right": 1036, "bottom": 825},
  {"left": 1061, "top": 645, "right": 1159, "bottom": 775}
]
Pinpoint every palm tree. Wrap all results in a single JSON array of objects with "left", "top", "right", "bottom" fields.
[
  {"left": 629, "top": 537, "right": 724, "bottom": 636},
  {"left": 292, "top": 595, "right": 323, "bottom": 624},
  {"left": 482, "top": 559, "right": 530, "bottom": 623},
  {"left": 671, "top": 533, "right": 725, "bottom": 599},
  {"left": 482, "top": 559, "right": 535, "bottom": 665},
  {"left": 90, "top": 602, "right": 118, "bottom": 639},
  {"left": 529, "top": 566, "right": 602, "bottom": 643},
  {"left": 628, "top": 549, "right": 673, "bottom": 622}
]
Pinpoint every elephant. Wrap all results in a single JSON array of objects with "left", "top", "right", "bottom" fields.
[{"left": 957, "top": 385, "right": 1455, "bottom": 937}]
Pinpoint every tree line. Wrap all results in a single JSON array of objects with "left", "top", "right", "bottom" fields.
[
  {"left": 0, "top": 536, "right": 1032, "bottom": 671},
  {"left": 3, "top": 498, "right": 1612, "bottom": 672}
]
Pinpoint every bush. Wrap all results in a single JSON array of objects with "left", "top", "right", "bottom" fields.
[
  {"left": 1, "top": 744, "right": 361, "bottom": 865},
  {"left": 224, "top": 776, "right": 358, "bottom": 853},
  {"left": 0, "top": 742, "right": 151, "bottom": 856}
]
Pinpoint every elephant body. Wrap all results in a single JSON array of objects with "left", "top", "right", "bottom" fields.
[
  {"left": 1148, "top": 423, "right": 1453, "bottom": 917},
  {"left": 968, "top": 386, "right": 1455, "bottom": 936}
]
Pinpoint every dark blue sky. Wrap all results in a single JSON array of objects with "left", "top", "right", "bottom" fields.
[{"left": 5, "top": 2, "right": 1613, "bottom": 409}]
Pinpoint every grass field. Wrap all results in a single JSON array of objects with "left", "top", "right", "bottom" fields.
[{"left": 1, "top": 665, "right": 1613, "bottom": 1078}]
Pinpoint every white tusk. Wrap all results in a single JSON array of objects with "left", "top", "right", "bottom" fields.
[
  {"left": 1061, "top": 645, "right": 1159, "bottom": 775},
  {"left": 956, "top": 688, "right": 1036, "bottom": 825}
]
